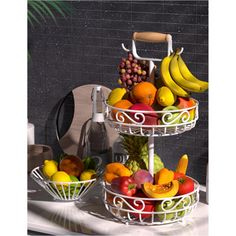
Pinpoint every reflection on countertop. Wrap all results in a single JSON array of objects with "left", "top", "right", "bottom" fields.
[{"left": 28, "top": 176, "right": 208, "bottom": 236}]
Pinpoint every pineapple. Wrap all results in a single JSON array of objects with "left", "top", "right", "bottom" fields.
[{"left": 120, "top": 134, "right": 164, "bottom": 174}]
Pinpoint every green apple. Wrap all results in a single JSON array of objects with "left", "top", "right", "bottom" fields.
[
  {"left": 161, "top": 106, "right": 181, "bottom": 125},
  {"left": 155, "top": 200, "right": 176, "bottom": 221},
  {"left": 176, "top": 197, "right": 191, "bottom": 218}
]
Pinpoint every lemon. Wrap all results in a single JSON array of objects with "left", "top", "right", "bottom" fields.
[
  {"left": 51, "top": 171, "right": 71, "bottom": 190},
  {"left": 80, "top": 169, "right": 96, "bottom": 181},
  {"left": 107, "top": 88, "right": 126, "bottom": 106},
  {"left": 42, "top": 160, "right": 58, "bottom": 178},
  {"left": 157, "top": 86, "right": 176, "bottom": 107}
]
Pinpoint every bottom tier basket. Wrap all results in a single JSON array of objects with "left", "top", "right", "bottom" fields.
[
  {"left": 31, "top": 166, "right": 100, "bottom": 201},
  {"left": 103, "top": 178, "right": 199, "bottom": 225}
]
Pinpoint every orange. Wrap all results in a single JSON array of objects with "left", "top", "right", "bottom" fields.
[
  {"left": 112, "top": 99, "right": 133, "bottom": 123},
  {"left": 131, "top": 81, "right": 157, "bottom": 106}
]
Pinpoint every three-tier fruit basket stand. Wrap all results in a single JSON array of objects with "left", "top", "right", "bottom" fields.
[{"left": 102, "top": 32, "right": 200, "bottom": 225}]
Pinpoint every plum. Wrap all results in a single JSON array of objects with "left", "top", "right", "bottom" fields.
[{"left": 133, "top": 169, "right": 153, "bottom": 189}]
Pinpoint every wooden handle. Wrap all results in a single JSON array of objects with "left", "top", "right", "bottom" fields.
[{"left": 133, "top": 32, "right": 170, "bottom": 43}]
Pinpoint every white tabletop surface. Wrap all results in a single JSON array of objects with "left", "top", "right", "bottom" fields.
[{"left": 28, "top": 176, "right": 208, "bottom": 236}]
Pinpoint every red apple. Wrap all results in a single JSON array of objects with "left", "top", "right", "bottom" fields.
[
  {"left": 127, "top": 191, "right": 155, "bottom": 219},
  {"left": 129, "top": 103, "right": 158, "bottom": 125}
]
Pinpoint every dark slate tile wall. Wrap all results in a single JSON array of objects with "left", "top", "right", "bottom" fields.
[{"left": 28, "top": 0, "right": 208, "bottom": 184}]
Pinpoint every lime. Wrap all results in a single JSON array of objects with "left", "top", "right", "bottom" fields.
[
  {"left": 70, "top": 175, "right": 81, "bottom": 188},
  {"left": 82, "top": 156, "right": 96, "bottom": 170},
  {"left": 42, "top": 160, "right": 58, "bottom": 178}
]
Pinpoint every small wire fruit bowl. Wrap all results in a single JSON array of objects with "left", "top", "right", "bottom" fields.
[
  {"left": 103, "top": 177, "right": 199, "bottom": 225},
  {"left": 30, "top": 157, "right": 103, "bottom": 201},
  {"left": 105, "top": 99, "right": 199, "bottom": 137}
]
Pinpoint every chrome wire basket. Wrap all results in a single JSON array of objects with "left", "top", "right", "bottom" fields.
[
  {"left": 103, "top": 178, "right": 199, "bottom": 225},
  {"left": 30, "top": 166, "right": 101, "bottom": 201},
  {"left": 105, "top": 99, "right": 198, "bottom": 137}
]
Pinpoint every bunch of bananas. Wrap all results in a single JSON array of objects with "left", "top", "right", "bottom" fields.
[{"left": 160, "top": 49, "right": 208, "bottom": 97}]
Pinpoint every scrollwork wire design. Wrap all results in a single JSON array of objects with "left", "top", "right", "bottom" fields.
[
  {"left": 103, "top": 180, "right": 199, "bottom": 225},
  {"left": 105, "top": 100, "right": 198, "bottom": 136}
]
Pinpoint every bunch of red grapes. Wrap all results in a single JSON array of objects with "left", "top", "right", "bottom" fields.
[{"left": 118, "top": 52, "right": 149, "bottom": 91}]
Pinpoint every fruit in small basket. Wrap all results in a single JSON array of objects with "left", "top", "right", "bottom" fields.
[
  {"left": 174, "top": 174, "right": 194, "bottom": 195},
  {"left": 80, "top": 169, "right": 96, "bottom": 187},
  {"left": 155, "top": 199, "right": 176, "bottom": 221},
  {"left": 107, "top": 87, "right": 127, "bottom": 106},
  {"left": 175, "top": 154, "right": 188, "bottom": 175},
  {"left": 112, "top": 99, "right": 133, "bottom": 123},
  {"left": 127, "top": 191, "right": 155, "bottom": 219},
  {"left": 129, "top": 103, "right": 158, "bottom": 125},
  {"left": 111, "top": 176, "right": 137, "bottom": 196},
  {"left": 56, "top": 175, "right": 80, "bottom": 198},
  {"left": 104, "top": 162, "right": 132, "bottom": 183},
  {"left": 70, "top": 175, "right": 80, "bottom": 186},
  {"left": 156, "top": 86, "right": 176, "bottom": 107},
  {"left": 59, "top": 155, "right": 84, "bottom": 177},
  {"left": 51, "top": 171, "right": 71, "bottom": 189},
  {"left": 155, "top": 168, "right": 174, "bottom": 185},
  {"left": 131, "top": 81, "right": 157, "bottom": 106},
  {"left": 42, "top": 160, "right": 58, "bottom": 178},
  {"left": 133, "top": 169, "right": 153, "bottom": 189},
  {"left": 80, "top": 169, "right": 96, "bottom": 181},
  {"left": 176, "top": 97, "right": 196, "bottom": 121},
  {"left": 142, "top": 180, "right": 179, "bottom": 198},
  {"left": 82, "top": 156, "right": 96, "bottom": 171},
  {"left": 69, "top": 175, "right": 81, "bottom": 191}
]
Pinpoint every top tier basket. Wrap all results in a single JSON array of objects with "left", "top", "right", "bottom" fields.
[{"left": 105, "top": 99, "right": 198, "bottom": 137}]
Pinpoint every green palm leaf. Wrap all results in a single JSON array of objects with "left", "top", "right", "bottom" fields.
[
  {"left": 28, "top": 8, "right": 41, "bottom": 26},
  {"left": 36, "top": 1, "right": 57, "bottom": 25},
  {"left": 47, "top": 1, "right": 66, "bottom": 18},
  {"left": 27, "top": 0, "right": 72, "bottom": 27},
  {"left": 29, "top": 1, "right": 47, "bottom": 24}
]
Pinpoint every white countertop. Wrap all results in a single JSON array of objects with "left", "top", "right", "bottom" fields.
[{"left": 28, "top": 176, "right": 208, "bottom": 236}]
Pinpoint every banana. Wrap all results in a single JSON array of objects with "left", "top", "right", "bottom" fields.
[
  {"left": 178, "top": 55, "right": 208, "bottom": 91},
  {"left": 169, "top": 53, "right": 203, "bottom": 93},
  {"left": 160, "top": 54, "right": 189, "bottom": 97}
]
